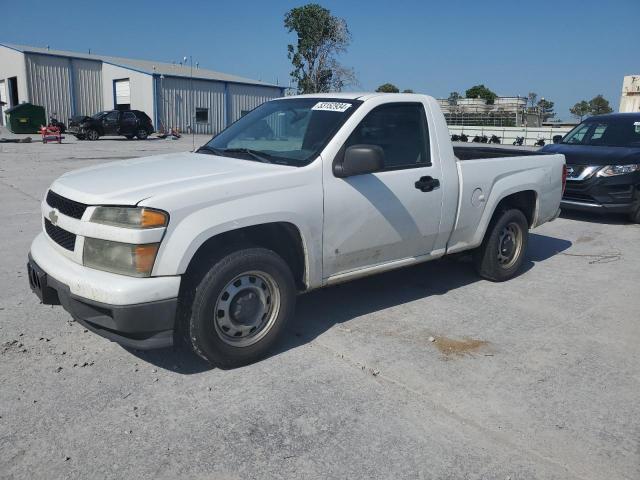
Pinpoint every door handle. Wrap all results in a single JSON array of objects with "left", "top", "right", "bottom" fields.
[{"left": 415, "top": 176, "right": 440, "bottom": 192}]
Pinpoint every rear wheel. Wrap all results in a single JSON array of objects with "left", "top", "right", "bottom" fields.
[
  {"left": 86, "top": 129, "right": 99, "bottom": 141},
  {"left": 179, "top": 247, "right": 296, "bottom": 368},
  {"left": 473, "top": 209, "right": 529, "bottom": 281},
  {"left": 136, "top": 129, "right": 149, "bottom": 140}
]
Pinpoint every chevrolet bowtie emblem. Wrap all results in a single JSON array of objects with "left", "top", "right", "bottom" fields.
[{"left": 48, "top": 209, "right": 59, "bottom": 225}]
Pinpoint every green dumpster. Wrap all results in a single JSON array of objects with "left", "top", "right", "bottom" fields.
[{"left": 5, "top": 103, "right": 46, "bottom": 133}]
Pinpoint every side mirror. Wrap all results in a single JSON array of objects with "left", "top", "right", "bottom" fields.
[
  {"left": 552, "top": 135, "right": 563, "bottom": 144},
  {"left": 334, "top": 144, "right": 384, "bottom": 178}
]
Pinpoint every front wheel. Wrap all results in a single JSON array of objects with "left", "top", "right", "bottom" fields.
[
  {"left": 86, "top": 129, "right": 99, "bottom": 141},
  {"left": 179, "top": 247, "right": 296, "bottom": 368},
  {"left": 473, "top": 209, "right": 529, "bottom": 282},
  {"left": 136, "top": 129, "right": 149, "bottom": 140}
]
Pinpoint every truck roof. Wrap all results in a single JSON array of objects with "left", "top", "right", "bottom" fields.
[{"left": 282, "top": 92, "right": 434, "bottom": 102}]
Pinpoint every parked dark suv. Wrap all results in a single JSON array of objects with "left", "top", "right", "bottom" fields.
[
  {"left": 541, "top": 113, "right": 640, "bottom": 223},
  {"left": 68, "top": 110, "right": 154, "bottom": 141}
]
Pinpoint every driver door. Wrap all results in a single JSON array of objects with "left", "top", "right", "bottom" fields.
[
  {"left": 323, "top": 102, "right": 443, "bottom": 279},
  {"left": 102, "top": 111, "right": 120, "bottom": 136}
]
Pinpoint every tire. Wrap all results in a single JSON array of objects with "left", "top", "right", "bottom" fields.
[
  {"left": 179, "top": 247, "right": 296, "bottom": 368},
  {"left": 86, "top": 129, "right": 99, "bottom": 141},
  {"left": 124, "top": 135, "right": 134, "bottom": 140},
  {"left": 136, "top": 129, "right": 149, "bottom": 140},
  {"left": 473, "top": 208, "right": 529, "bottom": 282},
  {"left": 629, "top": 205, "right": 640, "bottom": 224}
]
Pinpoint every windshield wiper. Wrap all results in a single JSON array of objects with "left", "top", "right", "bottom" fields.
[
  {"left": 221, "top": 148, "right": 273, "bottom": 163},
  {"left": 195, "top": 145, "right": 226, "bottom": 156}
]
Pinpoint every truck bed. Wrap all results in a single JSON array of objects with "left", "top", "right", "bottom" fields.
[{"left": 453, "top": 145, "right": 543, "bottom": 161}]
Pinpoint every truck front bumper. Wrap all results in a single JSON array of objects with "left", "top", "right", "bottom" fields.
[{"left": 28, "top": 234, "right": 181, "bottom": 349}]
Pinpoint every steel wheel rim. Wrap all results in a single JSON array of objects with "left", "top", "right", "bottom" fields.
[
  {"left": 497, "top": 221, "right": 523, "bottom": 268},
  {"left": 88, "top": 130, "right": 98, "bottom": 140},
  {"left": 213, "top": 271, "right": 281, "bottom": 347},
  {"left": 137, "top": 129, "right": 147, "bottom": 138}
]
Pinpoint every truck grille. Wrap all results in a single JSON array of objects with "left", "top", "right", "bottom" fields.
[
  {"left": 44, "top": 219, "right": 76, "bottom": 251},
  {"left": 46, "top": 190, "right": 87, "bottom": 220}
]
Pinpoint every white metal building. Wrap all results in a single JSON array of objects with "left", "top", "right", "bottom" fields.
[{"left": 0, "top": 43, "right": 284, "bottom": 134}]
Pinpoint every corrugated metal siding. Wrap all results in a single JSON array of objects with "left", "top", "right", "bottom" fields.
[
  {"left": 158, "top": 77, "right": 226, "bottom": 134},
  {"left": 25, "top": 54, "right": 103, "bottom": 120},
  {"left": 228, "top": 84, "right": 281, "bottom": 123},
  {"left": 71, "top": 59, "right": 102, "bottom": 116},
  {"left": 25, "top": 53, "right": 73, "bottom": 121}
]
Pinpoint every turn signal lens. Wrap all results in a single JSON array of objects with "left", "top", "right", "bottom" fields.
[
  {"left": 134, "top": 244, "right": 159, "bottom": 274},
  {"left": 141, "top": 209, "right": 169, "bottom": 228},
  {"left": 91, "top": 207, "right": 168, "bottom": 229}
]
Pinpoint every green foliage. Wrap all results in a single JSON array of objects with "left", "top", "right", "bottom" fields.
[
  {"left": 376, "top": 83, "right": 400, "bottom": 93},
  {"left": 537, "top": 98, "right": 555, "bottom": 121},
  {"left": 569, "top": 100, "right": 591, "bottom": 121},
  {"left": 284, "top": 3, "right": 355, "bottom": 94},
  {"left": 465, "top": 84, "right": 497, "bottom": 105},
  {"left": 447, "top": 91, "right": 461, "bottom": 105},
  {"left": 527, "top": 92, "right": 538, "bottom": 108},
  {"left": 569, "top": 95, "right": 613, "bottom": 121},
  {"left": 589, "top": 95, "right": 613, "bottom": 115}
]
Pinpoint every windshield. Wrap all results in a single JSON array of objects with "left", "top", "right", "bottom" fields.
[
  {"left": 562, "top": 117, "right": 640, "bottom": 147},
  {"left": 200, "top": 98, "right": 361, "bottom": 166}
]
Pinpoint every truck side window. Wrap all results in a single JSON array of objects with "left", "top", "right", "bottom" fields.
[{"left": 345, "top": 103, "right": 430, "bottom": 170}]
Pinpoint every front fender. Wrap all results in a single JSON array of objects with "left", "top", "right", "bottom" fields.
[{"left": 149, "top": 179, "right": 324, "bottom": 288}]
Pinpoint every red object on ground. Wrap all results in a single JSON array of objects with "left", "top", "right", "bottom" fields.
[{"left": 40, "top": 125, "right": 64, "bottom": 144}]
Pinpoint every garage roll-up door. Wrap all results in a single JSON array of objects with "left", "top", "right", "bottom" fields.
[{"left": 114, "top": 79, "right": 130, "bottom": 108}]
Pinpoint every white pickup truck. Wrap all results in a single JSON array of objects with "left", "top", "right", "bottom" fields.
[{"left": 28, "top": 93, "right": 565, "bottom": 367}]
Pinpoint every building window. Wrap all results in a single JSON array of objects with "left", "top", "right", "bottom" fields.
[{"left": 196, "top": 108, "right": 209, "bottom": 123}]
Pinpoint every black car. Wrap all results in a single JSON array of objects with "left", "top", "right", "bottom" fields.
[
  {"left": 68, "top": 110, "right": 154, "bottom": 140},
  {"left": 541, "top": 113, "right": 640, "bottom": 223}
]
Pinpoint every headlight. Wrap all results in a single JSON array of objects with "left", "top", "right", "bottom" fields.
[
  {"left": 90, "top": 206, "right": 168, "bottom": 229},
  {"left": 83, "top": 238, "right": 159, "bottom": 277},
  {"left": 596, "top": 164, "right": 640, "bottom": 177}
]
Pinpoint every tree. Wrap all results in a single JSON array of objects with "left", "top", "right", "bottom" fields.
[
  {"left": 284, "top": 4, "right": 355, "bottom": 94},
  {"left": 402, "top": 89, "right": 414, "bottom": 93},
  {"left": 465, "top": 84, "right": 497, "bottom": 105},
  {"left": 376, "top": 83, "right": 400, "bottom": 93},
  {"left": 537, "top": 98, "right": 555, "bottom": 121},
  {"left": 569, "top": 100, "right": 591, "bottom": 121},
  {"left": 528, "top": 92, "right": 538, "bottom": 108},
  {"left": 447, "top": 91, "right": 461, "bottom": 105},
  {"left": 589, "top": 94, "right": 613, "bottom": 115}
]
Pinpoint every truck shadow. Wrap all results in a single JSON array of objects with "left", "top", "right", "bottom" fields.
[{"left": 129, "top": 233, "right": 571, "bottom": 374}]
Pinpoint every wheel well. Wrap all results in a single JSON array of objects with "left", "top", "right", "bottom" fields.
[
  {"left": 184, "top": 222, "right": 307, "bottom": 291},
  {"left": 494, "top": 190, "right": 537, "bottom": 227}
]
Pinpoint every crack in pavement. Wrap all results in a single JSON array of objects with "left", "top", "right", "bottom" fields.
[
  {"left": 0, "top": 179, "right": 41, "bottom": 203},
  {"left": 307, "top": 334, "right": 591, "bottom": 480}
]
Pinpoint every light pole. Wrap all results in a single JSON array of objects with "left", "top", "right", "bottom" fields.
[{"left": 184, "top": 55, "right": 195, "bottom": 151}]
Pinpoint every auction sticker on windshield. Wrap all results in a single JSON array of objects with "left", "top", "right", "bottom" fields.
[{"left": 312, "top": 102, "right": 352, "bottom": 112}]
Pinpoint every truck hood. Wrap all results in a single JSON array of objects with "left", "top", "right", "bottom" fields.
[
  {"left": 50, "top": 151, "right": 287, "bottom": 205},
  {"left": 541, "top": 143, "right": 640, "bottom": 166}
]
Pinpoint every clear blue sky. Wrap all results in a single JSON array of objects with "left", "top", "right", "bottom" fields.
[{"left": 3, "top": 0, "right": 638, "bottom": 120}]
